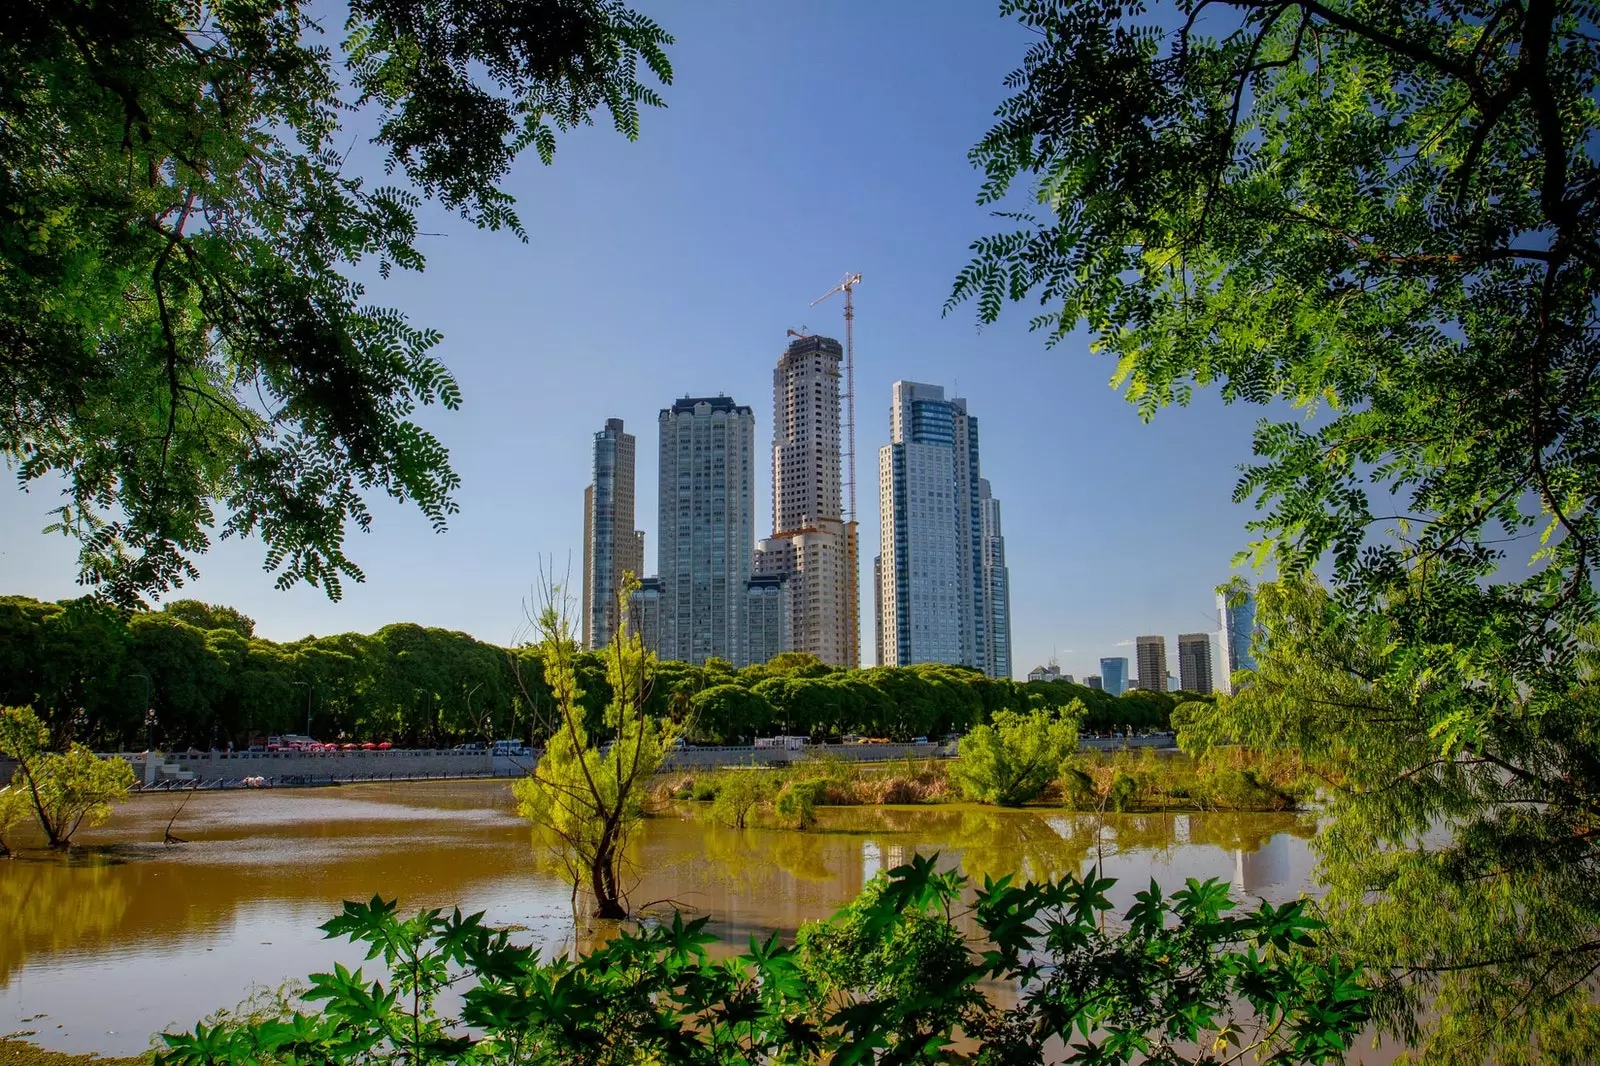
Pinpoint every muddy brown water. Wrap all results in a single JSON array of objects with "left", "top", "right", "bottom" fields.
[{"left": 0, "top": 780, "right": 1321, "bottom": 1057}]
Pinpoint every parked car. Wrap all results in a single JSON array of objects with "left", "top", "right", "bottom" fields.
[{"left": 491, "top": 740, "right": 529, "bottom": 756}]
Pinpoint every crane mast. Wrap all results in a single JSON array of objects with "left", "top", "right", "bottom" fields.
[{"left": 811, "top": 272, "right": 862, "bottom": 667}]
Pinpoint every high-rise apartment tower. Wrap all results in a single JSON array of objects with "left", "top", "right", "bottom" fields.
[
  {"left": 1177, "top": 632, "right": 1215, "bottom": 695},
  {"left": 979, "top": 478, "right": 1012, "bottom": 679},
  {"left": 657, "top": 396, "right": 756, "bottom": 665},
  {"left": 1135, "top": 636, "right": 1168, "bottom": 692},
  {"left": 877, "top": 381, "right": 1007, "bottom": 675},
  {"left": 754, "top": 334, "right": 856, "bottom": 666},
  {"left": 582, "top": 418, "right": 643, "bottom": 649}
]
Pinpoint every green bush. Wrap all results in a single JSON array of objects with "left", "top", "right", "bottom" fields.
[
  {"left": 774, "top": 779, "right": 824, "bottom": 830},
  {"left": 709, "top": 772, "right": 768, "bottom": 829},
  {"left": 1107, "top": 771, "right": 1139, "bottom": 813},
  {"left": 951, "top": 704, "right": 1080, "bottom": 806},
  {"left": 156, "top": 858, "right": 1371, "bottom": 1066}
]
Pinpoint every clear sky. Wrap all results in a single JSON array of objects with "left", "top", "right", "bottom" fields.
[{"left": 0, "top": 1, "right": 1272, "bottom": 682}]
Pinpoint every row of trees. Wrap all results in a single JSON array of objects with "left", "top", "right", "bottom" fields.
[{"left": 0, "top": 595, "right": 1190, "bottom": 752}]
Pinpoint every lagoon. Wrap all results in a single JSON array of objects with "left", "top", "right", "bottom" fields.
[{"left": 0, "top": 780, "right": 1318, "bottom": 1057}]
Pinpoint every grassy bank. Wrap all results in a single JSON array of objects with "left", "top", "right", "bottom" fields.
[
  {"left": 0, "top": 1042, "right": 146, "bottom": 1066},
  {"left": 653, "top": 746, "right": 1313, "bottom": 823}
]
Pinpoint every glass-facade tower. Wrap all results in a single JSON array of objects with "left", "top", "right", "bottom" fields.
[{"left": 1099, "top": 656, "right": 1129, "bottom": 696}]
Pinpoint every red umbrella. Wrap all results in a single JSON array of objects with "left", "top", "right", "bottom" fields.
[
  {"left": 360, "top": 742, "right": 377, "bottom": 750},
  {"left": 377, "top": 741, "right": 392, "bottom": 750}
]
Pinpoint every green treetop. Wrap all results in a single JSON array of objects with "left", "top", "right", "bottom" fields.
[
  {"left": 1, "top": 0, "right": 671, "bottom": 605},
  {"left": 949, "top": 2, "right": 1600, "bottom": 1059}
]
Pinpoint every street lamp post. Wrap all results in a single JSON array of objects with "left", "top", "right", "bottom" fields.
[
  {"left": 293, "top": 681, "right": 312, "bottom": 738},
  {"left": 466, "top": 682, "right": 484, "bottom": 743},
  {"left": 132, "top": 672, "right": 151, "bottom": 749}
]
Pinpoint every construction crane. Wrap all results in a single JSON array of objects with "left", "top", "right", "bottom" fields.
[
  {"left": 811, "top": 271, "right": 863, "bottom": 667},
  {"left": 810, "top": 272, "right": 862, "bottom": 524}
]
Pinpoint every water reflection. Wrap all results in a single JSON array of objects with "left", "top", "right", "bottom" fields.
[{"left": 1, "top": 783, "right": 1319, "bottom": 1056}]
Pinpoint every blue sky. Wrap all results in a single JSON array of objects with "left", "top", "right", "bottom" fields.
[{"left": 0, "top": 2, "right": 1271, "bottom": 682}]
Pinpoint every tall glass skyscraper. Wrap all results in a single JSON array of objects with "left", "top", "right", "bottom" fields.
[
  {"left": 1099, "top": 656, "right": 1130, "bottom": 696},
  {"left": 582, "top": 418, "right": 642, "bottom": 649},
  {"left": 657, "top": 396, "right": 756, "bottom": 665},
  {"left": 979, "top": 478, "right": 1012, "bottom": 679},
  {"left": 876, "top": 381, "right": 1009, "bottom": 676},
  {"left": 1217, "top": 587, "right": 1259, "bottom": 694}
]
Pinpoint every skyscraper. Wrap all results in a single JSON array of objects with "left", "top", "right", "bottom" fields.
[
  {"left": 1177, "top": 633, "right": 1214, "bottom": 695},
  {"left": 743, "top": 574, "right": 790, "bottom": 668},
  {"left": 582, "top": 418, "right": 643, "bottom": 649},
  {"left": 1135, "top": 636, "right": 1168, "bottom": 692},
  {"left": 979, "top": 478, "right": 1013, "bottom": 680},
  {"left": 877, "top": 381, "right": 1001, "bottom": 675},
  {"left": 657, "top": 396, "right": 756, "bottom": 665},
  {"left": 627, "top": 576, "right": 664, "bottom": 657},
  {"left": 753, "top": 334, "right": 855, "bottom": 666},
  {"left": 1099, "top": 656, "right": 1130, "bottom": 696},
  {"left": 1217, "top": 586, "right": 1259, "bottom": 695},
  {"left": 1085, "top": 675, "right": 1104, "bottom": 691}
]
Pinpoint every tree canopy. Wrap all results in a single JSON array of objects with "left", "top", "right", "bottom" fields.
[
  {"left": 951, "top": 1, "right": 1600, "bottom": 1059},
  {"left": 0, "top": 593, "right": 1179, "bottom": 751},
  {"left": 1, "top": 0, "right": 671, "bottom": 605}
]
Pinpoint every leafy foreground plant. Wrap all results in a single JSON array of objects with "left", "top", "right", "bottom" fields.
[{"left": 158, "top": 855, "right": 1367, "bottom": 1066}]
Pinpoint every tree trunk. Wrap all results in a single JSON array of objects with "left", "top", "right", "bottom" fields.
[{"left": 589, "top": 829, "right": 626, "bottom": 919}]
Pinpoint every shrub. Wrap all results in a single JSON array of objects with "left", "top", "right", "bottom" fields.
[
  {"left": 709, "top": 772, "right": 768, "bottom": 829},
  {"left": 157, "top": 858, "right": 1371, "bottom": 1066},
  {"left": 1107, "top": 771, "right": 1139, "bottom": 812},
  {"left": 775, "top": 779, "right": 824, "bottom": 829},
  {"left": 951, "top": 704, "right": 1080, "bottom": 806}
]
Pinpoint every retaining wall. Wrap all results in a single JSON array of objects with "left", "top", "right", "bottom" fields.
[
  {"left": 126, "top": 748, "right": 496, "bottom": 785},
  {"left": 105, "top": 735, "right": 1176, "bottom": 789}
]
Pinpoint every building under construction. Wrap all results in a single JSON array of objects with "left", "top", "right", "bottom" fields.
[{"left": 754, "top": 332, "right": 859, "bottom": 667}]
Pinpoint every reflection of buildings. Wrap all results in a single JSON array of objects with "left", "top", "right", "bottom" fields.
[{"left": 1233, "top": 832, "right": 1291, "bottom": 895}]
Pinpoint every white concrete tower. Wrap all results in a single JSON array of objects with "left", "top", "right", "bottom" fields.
[{"left": 754, "top": 334, "right": 855, "bottom": 667}]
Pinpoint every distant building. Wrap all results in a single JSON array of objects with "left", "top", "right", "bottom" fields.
[
  {"left": 979, "top": 478, "right": 1013, "bottom": 680},
  {"left": 1085, "top": 675, "right": 1104, "bottom": 691},
  {"left": 878, "top": 381, "right": 1003, "bottom": 675},
  {"left": 1028, "top": 663, "right": 1062, "bottom": 683},
  {"left": 1216, "top": 586, "right": 1259, "bottom": 695},
  {"left": 1099, "top": 657, "right": 1130, "bottom": 696},
  {"left": 1135, "top": 636, "right": 1168, "bottom": 692},
  {"left": 1178, "top": 632, "right": 1214, "bottom": 694},
  {"left": 627, "top": 577, "right": 664, "bottom": 656},
  {"left": 743, "top": 575, "right": 790, "bottom": 667},
  {"left": 872, "top": 554, "right": 884, "bottom": 667},
  {"left": 754, "top": 334, "right": 855, "bottom": 667},
  {"left": 1167, "top": 673, "right": 1180, "bottom": 693},
  {"left": 582, "top": 418, "right": 644, "bottom": 649},
  {"left": 658, "top": 396, "right": 757, "bottom": 665}
]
